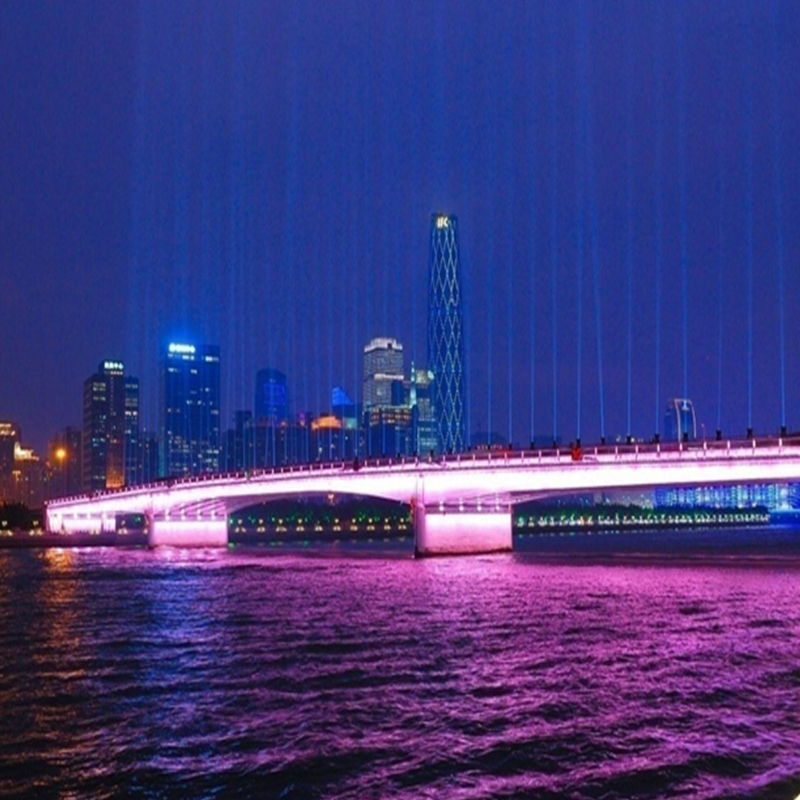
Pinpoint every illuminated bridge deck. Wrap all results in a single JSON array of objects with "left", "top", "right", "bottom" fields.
[{"left": 47, "top": 437, "right": 800, "bottom": 539}]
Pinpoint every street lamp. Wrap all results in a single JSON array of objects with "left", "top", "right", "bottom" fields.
[{"left": 55, "top": 447, "right": 66, "bottom": 497}]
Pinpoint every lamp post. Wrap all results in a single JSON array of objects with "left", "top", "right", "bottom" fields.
[{"left": 55, "top": 447, "right": 66, "bottom": 497}]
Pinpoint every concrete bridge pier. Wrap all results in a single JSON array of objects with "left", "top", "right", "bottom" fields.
[
  {"left": 147, "top": 515, "right": 229, "bottom": 548},
  {"left": 413, "top": 501, "right": 513, "bottom": 557}
]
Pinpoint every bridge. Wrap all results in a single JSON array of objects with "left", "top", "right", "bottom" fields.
[{"left": 45, "top": 436, "right": 800, "bottom": 556}]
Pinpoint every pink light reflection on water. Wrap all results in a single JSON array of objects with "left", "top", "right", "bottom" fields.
[{"left": 1, "top": 545, "right": 800, "bottom": 798}]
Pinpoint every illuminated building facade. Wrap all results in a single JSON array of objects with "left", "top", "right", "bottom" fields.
[
  {"left": 0, "top": 421, "right": 17, "bottom": 479},
  {"left": 362, "top": 337, "right": 413, "bottom": 456},
  {"left": 365, "top": 405, "right": 414, "bottom": 456},
  {"left": 410, "top": 365, "right": 437, "bottom": 455},
  {"left": 159, "top": 342, "right": 221, "bottom": 478},
  {"left": 363, "top": 338, "right": 404, "bottom": 409},
  {"left": 655, "top": 483, "right": 800, "bottom": 512},
  {"left": 82, "top": 360, "right": 128, "bottom": 492},
  {"left": 312, "top": 414, "right": 358, "bottom": 461},
  {"left": 5, "top": 441, "right": 45, "bottom": 507},
  {"left": 427, "top": 213, "right": 465, "bottom": 453}
]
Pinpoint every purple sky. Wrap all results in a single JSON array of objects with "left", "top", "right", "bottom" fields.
[{"left": 1, "top": 1, "right": 799, "bottom": 454}]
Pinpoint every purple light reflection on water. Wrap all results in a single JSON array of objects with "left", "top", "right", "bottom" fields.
[{"left": 1, "top": 542, "right": 800, "bottom": 799}]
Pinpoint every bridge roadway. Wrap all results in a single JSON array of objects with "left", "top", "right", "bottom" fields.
[{"left": 46, "top": 436, "right": 800, "bottom": 556}]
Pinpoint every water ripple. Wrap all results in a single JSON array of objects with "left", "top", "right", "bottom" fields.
[{"left": 1, "top": 544, "right": 800, "bottom": 798}]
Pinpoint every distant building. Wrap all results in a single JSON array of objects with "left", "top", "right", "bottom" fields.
[
  {"left": 409, "top": 366, "right": 437, "bottom": 455},
  {"left": 664, "top": 398, "right": 697, "bottom": 442},
  {"left": 124, "top": 376, "right": 140, "bottom": 486},
  {"left": 0, "top": 421, "right": 18, "bottom": 478},
  {"left": 427, "top": 213, "right": 466, "bottom": 453},
  {"left": 253, "top": 414, "right": 313, "bottom": 468},
  {"left": 255, "top": 368, "right": 288, "bottom": 424},
  {"left": 83, "top": 360, "right": 129, "bottom": 492},
  {"left": 363, "top": 338, "right": 404, "bottom": 409},
  {"left": 365, "top": 405, "right": 414, "bottom": 456},
  {"left": 139, "top": 433, "right": 159, "bottom": 484},
  {"left": 362, "top": 337, "right": 414, "bottom": 456},
  {"left": 224, "top": 410, "right": 255, "bottom": 472},
  {"left": 312, "top": 414, "right": 359, "bottom": 462},
  {"left": 332, "top": 386, "right": 355, "bottom": 413},
  {"left": 159, "top": 342, "right": 221, "bottom": 478},
  {"left": 655, "top": 483, "right": 800, "bottom": 512},
  {"left": 49, "top": 427, "right": 82, "bottom": 497},
  {"left": 327, "top": 387, "right": 360, "bottom": 461},
  {"left": 4, "top": 441, "right": 46, "bottom": 507}
]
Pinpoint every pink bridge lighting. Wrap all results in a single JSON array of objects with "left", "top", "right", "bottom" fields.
[{"left": 44, "top": 437, "right": 800, "bottom": 554}]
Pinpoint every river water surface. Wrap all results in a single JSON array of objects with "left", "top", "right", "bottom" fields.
[{"left": 1, "top": 530, "right": 800, "bottom": 799}]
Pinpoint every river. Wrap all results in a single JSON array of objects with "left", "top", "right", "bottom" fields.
[{"left": 1, "top": 528, "right": 799, "bottom": 799}]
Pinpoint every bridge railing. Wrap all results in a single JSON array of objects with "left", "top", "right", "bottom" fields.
[{"left": 46, "top": 435, "right": 800, "bottom": 509}]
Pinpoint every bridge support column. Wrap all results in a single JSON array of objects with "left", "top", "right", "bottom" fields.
[
  {"left": 147, "top": 517, "right": 228, "bottom": 548},
  {"left": 413, "top": 503, "right": 513, "bottom": 557}
]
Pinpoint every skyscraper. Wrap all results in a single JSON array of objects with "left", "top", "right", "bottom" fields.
[
  {"left": 427, "top": 213, "right": 466, "bottom": 453},
  {"left": 124, "top": 376, "right": 140, "bottom": 486},
  {"left": 82, "top": 360, "right": 128, "bottom": 492},
  {"left": 362, "top": 337, "right": 412, "bottom": 456},
  {"left": 363, "top": 338, "right": 404, "bottom": 408},
  {"left": 160, "top": 342, "right": 221, "bottom": 478}
]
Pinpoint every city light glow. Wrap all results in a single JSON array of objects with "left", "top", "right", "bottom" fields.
[{"left": 168, "top": 343, "right": 196, "bottom": 355}]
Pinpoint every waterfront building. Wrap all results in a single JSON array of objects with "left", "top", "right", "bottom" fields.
[
  {"left": 82, "top": 360, "right": 128, "bottom": 492},
  {"left": 427, "top": 213, "right": 466, "bottom": 453},
  {"left": 363, "top": 338, "right": 404, "bottom": 409},
  {"left": 3, "top": 441, "right": 46, "bottom": 507},
  {"left": 655, "top": 483, "right": 800, "bottom": 512},
  {"left": 664, "top": 398, "right": 697, "bottom": 442},
  {"left": 0, "top": 421, "right": 18, "bottom": 478},
  {"left": 159, "top": 342, "right": 221, "bottom": 478}
]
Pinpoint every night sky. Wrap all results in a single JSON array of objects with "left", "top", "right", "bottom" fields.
[{"left": 2, "top": 1, "right": 799, "bottom": 454}]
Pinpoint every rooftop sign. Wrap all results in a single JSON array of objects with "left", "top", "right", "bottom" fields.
[{"left": 168, "top": 343, "right": 196, "bottom": 355}]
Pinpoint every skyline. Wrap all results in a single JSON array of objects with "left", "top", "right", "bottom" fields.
[{"left": 2, "top": 2, "right": 800, "bottom": 454}]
